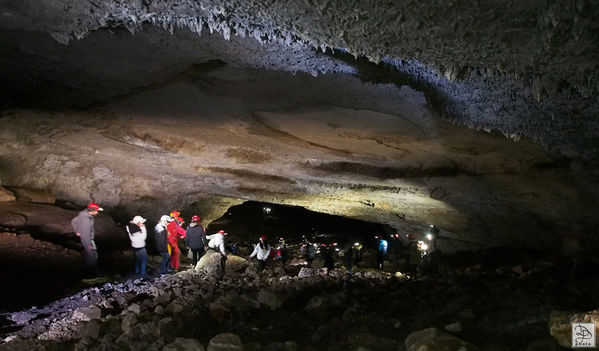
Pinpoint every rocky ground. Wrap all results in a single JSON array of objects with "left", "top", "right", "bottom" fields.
[{"left": 0, "top": 245, "right": 597, "bottom": 351}]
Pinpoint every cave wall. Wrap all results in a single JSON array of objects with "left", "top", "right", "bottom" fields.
[
  {"left": 1, "top": 0, "right": 598, "bottom": 163},
  {"left": 1, "top": 63, "right": 597, "bottom": 252}
]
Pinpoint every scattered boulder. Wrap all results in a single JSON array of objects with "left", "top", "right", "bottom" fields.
[
  {"left": 549, "top": 308, "right": 599, "bottom": 347},
  {"left": 257, "top": 289, "right": 283, "bottom": 310},
  {"left": 209, "top": 302, "right": 230, "bottom": 323},
  {"left": 405, "top": 327, "right": 479, "bottom": 351},
  {"left": 72, "top": 305, "right": 102, "bottom": 321},
  {"left": 77, "top": 319, "right": 101, "bottom": 340},
  {"left": 164, "top": 337, "right": 206, "bottom": 351},
  {"left": 444, "top": 322, "right": 463, "bottom": 333},
  {"left": 298, "top": 267, "right": 321, "bottom": 278},
  {"left": 207, "top": 333, "right": 243, "bottom": 351},
  {"left": 224, "top": 255, "right": 249, "bottom": 274}
]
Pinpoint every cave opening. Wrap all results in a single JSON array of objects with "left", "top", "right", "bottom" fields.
[{"left": 205, "top": 200, "right": 395, "bottom": 249}]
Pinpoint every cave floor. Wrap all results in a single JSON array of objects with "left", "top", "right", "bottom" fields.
[{"left": 0, "top": 239, "right": 597, "bottom": 350}]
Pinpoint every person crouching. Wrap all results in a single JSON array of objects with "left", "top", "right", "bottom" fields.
[{"left": 126, "top": 215, "right": 148, "bottom": 277}]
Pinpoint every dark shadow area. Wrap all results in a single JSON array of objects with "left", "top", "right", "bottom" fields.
[{"left": 206, "top": 200, "right": 394, "bottom": 247}]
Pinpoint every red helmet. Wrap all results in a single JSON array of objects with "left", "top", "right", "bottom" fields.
[
  {"left": 87, "top": 202, "right": 103, "bottom": 211},
  {"left": 191, "top": 215, "right": 200, "bottom": 222},
  {"left": 170, "top": 211, "right": 180, "bottom": 219},
  {"left": 217, "top": 230, "right": 228, "bottom": 236},
  {"left": 260, "top": 235, "right": 267, "bottom": 241}
]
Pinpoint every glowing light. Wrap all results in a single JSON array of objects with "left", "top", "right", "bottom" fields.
[{"left": 426, "top": 234, "right": 433, "bottom": 241}]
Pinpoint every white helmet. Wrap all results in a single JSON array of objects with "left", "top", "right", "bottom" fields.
[{"left": 160, "top": 215, "right": 173, "bottom": 222}]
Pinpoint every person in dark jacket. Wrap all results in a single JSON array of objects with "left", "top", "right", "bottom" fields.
[
  {"left": 71, "top": 202, "right": 103, "bottom": 278},
  {"left": 185, "top": 215, "right": 208, "bottom": 266},
  {"left": 323, "top": 244, "right": 335, "bottom": 273},
  {"left": 407, "top": 235, "right": 420, "bottom": 280},
  {"left": 155, "top": 215, "right": 173, "bottom": 274},
  {"left": 343, "top": 239, "right": 355, "bottom": 274}
]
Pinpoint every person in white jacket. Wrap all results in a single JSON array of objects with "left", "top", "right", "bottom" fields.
[
  {"left": 249, "top": 235, "right": 271, "bottom": 271},
  {"left": 126, "top": 215, "right": 148, "bottom": 276},
  {"left": 205, "top": 230, "right": 228, "bottom": 280}
]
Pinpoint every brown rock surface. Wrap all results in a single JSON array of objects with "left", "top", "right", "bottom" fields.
[{"left": 0, "top": 66, "right": 597, "bottom": 252}]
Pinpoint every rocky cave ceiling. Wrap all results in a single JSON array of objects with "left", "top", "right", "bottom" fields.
[{"left": 0, "top": 0, "right": 598, "bottom": 251}]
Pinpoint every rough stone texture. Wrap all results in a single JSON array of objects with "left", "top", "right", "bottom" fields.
[
  {"left": 196, "top": 251, "right": 226, "bottom": 279},
  {"left": 0, "top": 202, "right": 127, "bottom": 248},
  {"left": 164, "top": 337, "right": 206, "bottom": 351},
  {"left": 0, "top": 65, "right": 598, "bottom": 251},
  {"left": 207, "top": 333, "right": 243, "bottom": 351},
  {"left": 6, "top": 187, "right": 56, "bottom": 204},
  {"left": 71, "top": 305, "right": 101, "bottom": 321},
  {"left": 405, "top": 327, "right": 479, "bottom": 351},
  {"left": 0, "top": 186, "right": 15, "bottom": 202},
  {"left": 1, "top": 1, "right": 598, "bottom": 163},
  {"left": 549, "top": 308, "right": 599, "bottom": 347}
]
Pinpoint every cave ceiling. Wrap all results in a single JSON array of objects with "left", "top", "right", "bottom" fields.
[{"left": 0, "top": 0, "right": 598, "bottom": 251}]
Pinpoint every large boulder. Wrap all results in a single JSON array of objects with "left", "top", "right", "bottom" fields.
[
  {"left": 224, "top": 255, "right": 249, "bottom": 274},
  {"left": 405, "top": 327, "right": 479, "bottom": 351},
  {"left": 71, "top": 305, "right": 102, "bottom": 321},
  {"left": 196, "top": 251, "right": 227, "bottom": 279},
  {"left": 207, "top": 333, "right": 243, "bottom": 351},
  {"left": 549, "top": 308, "right": 599, "bottom": 347}
]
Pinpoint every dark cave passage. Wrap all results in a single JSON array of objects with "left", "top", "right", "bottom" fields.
[{"left": 205, "top": 201, "right": 395, "bottom": 247}]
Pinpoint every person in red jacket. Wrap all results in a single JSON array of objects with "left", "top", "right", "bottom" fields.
[{"left": 167, "top": 211, "right": 187, "bottom": 270}]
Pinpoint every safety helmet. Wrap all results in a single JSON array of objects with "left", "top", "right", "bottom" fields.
[
  {"left": 260, "top": 235, "right": 267, "bottom": 241},
  {"left": 88, "top": 202, "right": 103, "bottom": 211},
  {"left": 132, "top": 215, "right": 146, "bottom": 224},
  {"left": 160, "top": 215, "right": 172, "bottom": 222},
  {"left": 218, "top": 230, "right": 228, "bottom": 235},
  {"left": 170, "top": 211, "right": 180, "bottom": 218},
  {"left": 191, "top": 215, "right": 200, "bottom": 222}
]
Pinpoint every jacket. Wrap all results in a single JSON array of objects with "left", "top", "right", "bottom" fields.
[
  {"left": 154, "top": 222, "right": 168, "bottom": 253},
  {"left": 206, "top": 233, "right": 226, "bottom": 256},
  {"left": 126, "top": 223, "right": 147, "bottom": 249},
  {"left": 185, "top": 224, "right": 207, "bottom": 249},
  {"left": 71, "top": 209, "right": 96, "bottom": 250},
  {"left": 250, "top": 243, "right": 271, "bottom": 261},
  {"left": 167, "top": 221, "right": 185, "bottom": 247}
]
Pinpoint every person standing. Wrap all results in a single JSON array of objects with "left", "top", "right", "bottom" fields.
[
  {"left": 323, "top": 244, "right": 335, "bottom": 273},
  {"left": 167, "top": 211, "right": 187, "bottom": 271},
  {"left": 249, "top": 235, "right": 271, "bottom": 271},
  {"left": 126, "top": 215, "right": 148, "bottom": 276},
  {"left": 376, "top": 235, "right": 389, "bottom": 270},
  {"left": 71, "top": 202, "right": 103, "bottom": 278},
  {"left": 185, "top": 215, "right": 208, "bottom": 266},
  {"left": 206, "top": 230, "right": 228, "bottom": 280},
  {"left": 155, "top": 215, "right": 173, "bottom": 274},
  {"left": 276, "top": 237, "right": 289, "bottom": 265},
  {"left": 407, "top": 235, "right": 420, "bottom": 280}
]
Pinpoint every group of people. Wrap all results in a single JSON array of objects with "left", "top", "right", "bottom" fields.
[
  {"left": 71, "top": 201, "right": 439, "bottom": 280},
  {"left": 71, "top": 203, "right": 229, "bottom": 278}
]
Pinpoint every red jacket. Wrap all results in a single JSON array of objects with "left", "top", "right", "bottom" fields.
[{"left": 167, "top": 221, "right": 186, "bottom": 246}]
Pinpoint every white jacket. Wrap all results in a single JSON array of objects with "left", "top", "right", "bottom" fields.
[
  {"left": 250, "top": 243, "right": 271, "bottom": 261},
  {"left": 206, "top": 233, "right": 226, "bottom": 255},
  {"left": 127, "top": 224, "right": 147, "bottom": 249}
]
